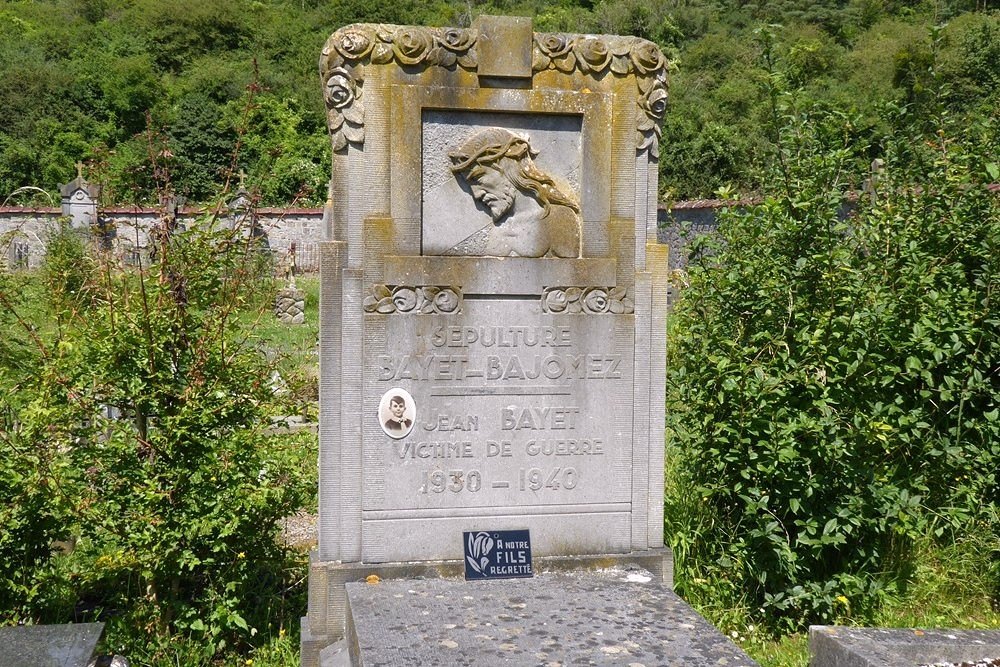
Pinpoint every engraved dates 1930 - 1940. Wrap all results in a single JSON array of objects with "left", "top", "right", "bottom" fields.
[{"left": 418, "top": 467, "right": 578, "bottom": 494}]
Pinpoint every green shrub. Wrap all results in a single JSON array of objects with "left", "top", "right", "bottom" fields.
[
  {"left": 0, "top": 255, "right": 73, "bottom": 619},
  {"left": 7, "top": 216, "right": 309, "bottom": 658},
  {"left": 664, "top": 112, "right": 1000, "bottom": 632},
  {"left": 41, "top": 219, "right": 96, "bottom": 317}
]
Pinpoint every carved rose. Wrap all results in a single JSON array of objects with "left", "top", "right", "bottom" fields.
[
  {"left": 639, "top": 80, "right": 668, "bottom": 121},
  {"left": 335, "top": 27, "right": 374, "bottom": 61},
  {"left": 563, "top": 287, "right": 583, "bottom": 313},
  {"left": 325, "top": 68, "right": 356, "bottom": 109},
  {"left": 440, "top": 28, "right": 474, "bottom": 53},
  {"left": 534, "top": 33, "right": 576, "bottom": 72},
  {"left": 392, "top": 27, "right": 433, "bottom": 65},
  {"left": 537, "top": 33, "right": 572, "bottom": 59},
  {"left": 575, "top": 37, "right": 611, "bottom": 72},
  {"left": 630, "top": 40, "right": 666, "bottom": 75},
  {"left": 544, "top": 290, "right": 568, "bottom": 313},
  {"left": 583, "top": 288, "right": 610, "bottom": 313},
  {"left": 433, "top": 288, "right": 460, "bottom": 313},
  {"left": 392, "top": 287, "right": 418, "bottom": 312}
]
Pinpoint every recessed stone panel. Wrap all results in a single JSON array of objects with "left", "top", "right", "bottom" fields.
[
  {"left": 363, "top": 299, "right": 634, "bottom": 516},
  {"left": 421, "top": 110, "right": 582, "bottom": 255}
]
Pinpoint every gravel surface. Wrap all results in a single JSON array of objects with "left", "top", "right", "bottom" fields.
[
  {"left": 280, "top": 511, "right": 317, "bottom": 549},
  {"left": 921, "top": 661, "right": 1000, "bottom": 667}
]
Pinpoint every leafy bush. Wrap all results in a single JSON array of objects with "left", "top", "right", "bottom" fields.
[
  {"left": 0, "top": 263, "right": 73, "bottom": 619},
  {"left": 2, "top": 214, "right": 310, "bottom": 659},
  {"left": 664, "top": 111, "right": 1000, "bottom": 632},
  {"left": 42, "top": 219, "right": 96, "bottom": 317}
]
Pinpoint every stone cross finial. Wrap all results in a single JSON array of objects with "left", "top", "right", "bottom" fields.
[
  {"left": 76, "top": 162, "right": 84, "bottom": 180},
  {"left": 238, "top": 169, "right": 247, "bottom": 188}
]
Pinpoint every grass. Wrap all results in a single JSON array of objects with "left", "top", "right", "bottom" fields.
[
  {"left": 239, "top": 276, "right": 320, "bottom": 422},
  {"left": 727, "top": 526, "right": 1000, "bottom": 667},
  {"left": 243, "top": 276, "right": 320, "bottom": 371}
]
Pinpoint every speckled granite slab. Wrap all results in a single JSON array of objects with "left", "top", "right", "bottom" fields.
[
  {"left": 0, "top": 623, "right": 104, "bottom": 667},
  {"left": 342, "top": 569, "right": 758, "bottom": 666},
  {"left": 810, "top": 626, "right": 1000, "bottom": 667}
]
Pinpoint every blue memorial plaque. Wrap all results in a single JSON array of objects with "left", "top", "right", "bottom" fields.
[{"left": 463, "top": 529, "right": 533, "bottom": 580}]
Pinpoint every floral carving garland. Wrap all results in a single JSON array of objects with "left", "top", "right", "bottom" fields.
[
  {"left": 532, "top": 34, "right": 668, "bottom": 157},
  {"left": 320, "top": 24, "right": 668, "bottom": 155},
  {"left": 541, "top": 286, "right": 634, "bottom": 314},
  {"left": 321, "top": 25, "right": 477, "bottom": 151},
  {"left": 363, "top": 284, "right": 463, "bottom": 314}
]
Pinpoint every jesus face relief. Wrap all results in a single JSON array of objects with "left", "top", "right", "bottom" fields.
[{"left": 464, "top": 162, "right": 516, "bottom": 221}]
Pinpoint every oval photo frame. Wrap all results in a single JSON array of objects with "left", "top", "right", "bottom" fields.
[{"left": 378, "top": 388, "right": 416, "bottom": 439}]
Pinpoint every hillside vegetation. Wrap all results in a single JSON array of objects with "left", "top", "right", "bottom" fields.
[
  {"left": 1, "top": 2, "right": 997, "bottom": 666},
  {"left": 1, "top": 0, "right": 997, "bottom": 205}
]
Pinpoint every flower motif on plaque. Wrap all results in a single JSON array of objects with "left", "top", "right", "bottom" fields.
[
  {"left": 362, "top": 284, "right": 463, "bottom": 314},
  {"left": 541, "top": 287, "right": 635, "bottom": 314}
]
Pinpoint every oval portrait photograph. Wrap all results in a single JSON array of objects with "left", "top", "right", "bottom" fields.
[{"left": 378, "top": 388, "right": 416, "bottom": 439}]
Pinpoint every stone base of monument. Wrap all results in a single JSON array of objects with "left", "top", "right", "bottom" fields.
[
  {"left": 810, "top": 626, "right": 1000, "bottom": 666},
  {"left": 301, "top": 549, "right": 677, "bottom": 666},
  {"left": 328, "top": 566, "right": 758, "bottom": 667}
]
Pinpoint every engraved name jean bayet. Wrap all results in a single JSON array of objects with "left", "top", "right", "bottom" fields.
[{"left": 447, "top": 128, "right": 582, "bottom": 258}]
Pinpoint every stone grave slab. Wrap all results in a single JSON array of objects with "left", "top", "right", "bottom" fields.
[
  {"left": 810, "top": 626, "right": 1000, "bottom": 667},
  {"left": 0, "top": 623, "right": 104, "bottom": 667},
  {"left": 342, "top": 569, "right": 759, "bottom": 667}
]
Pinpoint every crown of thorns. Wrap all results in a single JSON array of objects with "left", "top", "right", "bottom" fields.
[{"left": 449, "top": 128, "right": 538, "bottom": 172}]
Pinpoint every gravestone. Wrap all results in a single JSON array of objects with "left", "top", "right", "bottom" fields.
[
  {"left": 342, "top": 571, "right": 760, "bottom": 666},
  {"left": 59, "top": 164, "right": 100, "bottom": 231},
  {"left": 810, "top": 626, "right": 1000, "bottom": 667},
  {"left": 275, "top": 280, "right": 307, "bottom": 324},
  {"left": 0, "top": 622, "right": 105, "bottom": 667},
  {"left": 303, "top": 16, "right": 672, "bottom": 664}
]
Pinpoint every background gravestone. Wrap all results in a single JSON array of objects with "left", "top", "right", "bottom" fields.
[
  {"left": 302, "top": 16, "right": 671, "bottom": 665},
  {"left": 0, "top": 623, "right": 105, "bottom": 667},
  {"left": 59, "top": 166, "right": 100, "bottom": 231}
]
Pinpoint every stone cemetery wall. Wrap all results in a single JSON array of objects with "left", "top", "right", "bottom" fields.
[
  {"left": 0, "top": 207, "right": 61, "bottom": 270},
  {"left": 3, "top": 190, "right": 728, "bottom": 274},
  {"left": 0, "top": 203, "right": 324, "bottom": 273}
]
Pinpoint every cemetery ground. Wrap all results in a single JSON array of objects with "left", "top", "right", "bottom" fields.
[{"left": 4, "top": 238, "right": 998, "bottom": 665}]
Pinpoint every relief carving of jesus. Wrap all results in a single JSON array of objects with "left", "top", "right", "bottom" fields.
[{"left": 446, "top": 128, "right": 582, "bottom": 258}]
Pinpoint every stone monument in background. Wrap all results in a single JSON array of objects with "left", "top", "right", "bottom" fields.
[{"left": 303, "top": 16, "right": 671, "bottom": 665}]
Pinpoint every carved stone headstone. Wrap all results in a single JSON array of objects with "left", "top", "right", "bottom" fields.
[
  {"left": 303, "top": 16, "right": 670, "bottom": 665},
  {"left": 59, "top": 164, "right": 100, "bottom": 230},
  {"left": 0, "top": 622, "right": 105, "bottom": 667}
]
